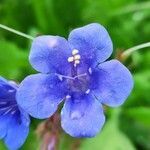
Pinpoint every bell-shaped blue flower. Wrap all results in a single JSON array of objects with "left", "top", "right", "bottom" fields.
[
  {"left": 17, "top": 23, "right": 133, "bottom": 137},
  {"left": 0, "top": 77, "right": 30, "bottom": 149}
]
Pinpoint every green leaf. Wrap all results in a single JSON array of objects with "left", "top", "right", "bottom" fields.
[
  {"left": 21, "top": 128, "right": 40, "bottom": 150},
  {"left": 125, "top": 107, "right": 150, "bottom": 127},
  {"left": 0, "top": 40, "right": 30, "bottom": 80},
  {"left": 0, "top": 141, "right": 7, "bottom": 150},
  {"left": 59, "top": 134, "right": 75, "bottom": 150},
  {"left": 120, "top": 109, "right": 150, "bottom": 150},
  {"left": 125, "top": 71, "right": 150, "bottom": 107},
  {"left": 80, "top": 109, "right": 135, "bottom": 150},
  {"left": 131, "top": 50, "right": 150, "bottom": 71},
  {"left": 31, "top": 0, "right": 64, "bottom": 34}
]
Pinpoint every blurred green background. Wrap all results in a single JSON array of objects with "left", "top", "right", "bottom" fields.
[{"left": 0, "top": 0, "right": 150, "bottom": 149}]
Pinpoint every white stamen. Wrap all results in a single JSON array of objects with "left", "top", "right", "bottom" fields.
[
  {"left": 68, "top": 56, "right": 74, "bottom": 62},
  {"left": 58, "top": 75, "right": 63, "bottom": 81},
  {"left": 66, "top": 95, "right": 71, "bottom": 99},
  {"left": 11, "top": 110, "right": 16, "bottom": 115},
  {"left": 74, "top": 60, "right": 80, "bottom": 67},
  {"left": 85, "top": 89, "right": 90, "bottom": 94},
  {"left": 74, "top": 54, "right": 81, "bottom": 60},
  {"left": 88, "top": 68, "right": 92, "bottom": 74},
  {"left": 74, "top": 60, "right": 80, "bottom": 64},
  {"left": 0, "top": 102, "right": 7, "bottom": 105},
  {"left": 72, "top": 49, "right": 79, "bottom": 55},
  {"left": 74, "top": 73, "right": 87, "bottom": 79},
  {"left": 3, "top": 108, "right": 13, "bottom": 115},
  {"left": 0, "top": 106, "right": 11, "bottom": 111}
]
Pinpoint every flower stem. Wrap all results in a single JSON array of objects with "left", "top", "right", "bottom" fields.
[
  {"left": 122, "top": 42, "right": 150, "bottom": 58},
  {"left": 0, "top": 24, "right": 34, "bottom": 40}
]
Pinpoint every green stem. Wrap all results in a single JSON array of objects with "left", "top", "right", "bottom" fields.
[
  {"left": 122, "top": 42, "right": 150, "bottom": 58},
  {"left": 110, "top": 108, "right": 121, "bottom": 126},
  {"left": 0, "top": 24, "right": 34, "bottom": 40}
]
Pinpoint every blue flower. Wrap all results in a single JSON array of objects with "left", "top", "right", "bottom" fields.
[
  {"left": 17, "top": 23, "right": 133, "bottom": 137},
  {"left": 0, "top": 77, "right": 30, "bottom": 149}
]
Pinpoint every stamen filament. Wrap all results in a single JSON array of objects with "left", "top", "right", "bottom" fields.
[
  {"left": 55, "top": 73, "right": 74, "bottom": 80},
  {"left": 0, "top": 104, "right": 17, "bottom": 111},
  {"left": 55, "top": 73, "right": 87, "bottom": 80},
  {"left": 74, "top": 73, "right": 87, "bottom": 79},
  {"left": 2, "top": 107, "right": 13, "bottom": 115}
]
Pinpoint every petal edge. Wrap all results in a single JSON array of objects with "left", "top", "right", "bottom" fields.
[{"left": 94, "top": 60, "right": 134, "bottom": 107}]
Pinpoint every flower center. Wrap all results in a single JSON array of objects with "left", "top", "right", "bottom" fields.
[
  {"left": 67, "top": 73, "right": 90, "bottom": 93},
  {"left": 56, "top": 49, "right": 92, "bottom": 95},
  {"left": 55, "top": 71, "right": 91, "bottom": 94}
]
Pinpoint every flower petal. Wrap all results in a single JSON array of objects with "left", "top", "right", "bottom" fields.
[
  {"left": 0, "top": 76, "right": 16, "bottom": 98},
  {"left": 29, "top": 36, "right": 71, "bottom": 74},
  {"left": 61, "top": 94, "right": 105, "bottom": 137},
  {"left": 94, "top": 60, "right": 134, "bottom": 107},
  {"left": 0, "top": 116, "right": 9, "bottom": 139},
  {"left": 0, "top": 76, "right": 7, "bottom": 84},
  {"left": 4, "top": 113, "right": 30, "bottom": 150},
  {"left": 68, "top": 23, "right": 113, "bottom": 65},
  {"left": 17, "top": 73, "right": 67, "bottom": 119}
]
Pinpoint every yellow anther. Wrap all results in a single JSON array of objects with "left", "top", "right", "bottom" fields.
[{"left": 72, "top": 49, "right": 79, "bottom": 55}]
